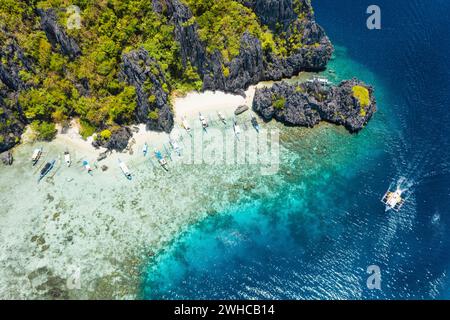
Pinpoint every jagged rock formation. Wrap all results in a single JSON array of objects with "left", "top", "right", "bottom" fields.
[
  {"left": 0, "top": 31, "right": 33, "bottom": 152},
  {"left": 119, "top": 48, "right": 174, "bottom": 133},
  {"left": 92, "top": 127, "right": 133, "bottom": 152},
  {"left": 154, "top": 0, "right": 333, "bottom": 95},
  {"left": 238, "top": 0, "right": 297, "bottom": 32},
  {"left": 0, "top": 93, "right": 25, "bottom": 152},
  {"left": 37, "top": 9, "right": 81, "bottom": 60},
  {"left": 253, "top": 79, "right": 377, "bottom": 133}
]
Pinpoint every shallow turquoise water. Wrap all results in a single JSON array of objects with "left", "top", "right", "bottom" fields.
[{"left": 140, "top": 45, "right": 400, "bottom": 299}]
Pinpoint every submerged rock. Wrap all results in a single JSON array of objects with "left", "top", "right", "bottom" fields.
[
  {"left": 235, "top": 105, "right": 250, "bottom": 115},
  {"left": 1, "top": 151, "right": 13, "bottom": 165},
  {"left": 252, "top": 78, "right": 377, "bottom": 133}
]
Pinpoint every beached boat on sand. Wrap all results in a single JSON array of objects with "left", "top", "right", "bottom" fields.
[
  {"left": 218, "top": 112, "right": 227, "bottom": 125},
  {"left": 82, "top": 160, "right": 93, "bottom": 175},
  {"left": 181, "top": 116, "right": 191, "bottom": 135},
  {"left": 38, "top": 160, "right": 55, "bottom": 182},
  {"left": 143, "top": 142, "right": 148, "bottom": 157},
  {"left": 170, "top": 138, "right": 182, "bottom": 157},
  {"left": 118, "top": 159, "right": 132, "bottom": 180},
  {"left": 155, "top": 150, "right": 169, "bottom": 171},
  {"left": 233, "top": 120, "right": 241, "bottom": 140},
  {"left": 64, "top": 150, "right": 71, "bottom": 167},
  {"left": 199, "top": 112, "right": 209, "bottom": 132},
  {"left": 32, "top": 148, "right": 42, "bottom": 166},
  {"left": 251, "top": 115, "right": 260, "bottom": 133}
]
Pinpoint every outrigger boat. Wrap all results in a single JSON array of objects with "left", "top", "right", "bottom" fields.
[
  {"left": 181, "top": 116, "right": 191, "bottom": 135},
  {"left": 381, "top": 178, "right": 411, "bottom": 212},
  {"left": 217, "top": 111, "right": 227, "bottom": 125},
  {"left": 170, "top": 138, "right": 182, "bottom": 157},
  {"left": 64, "top": 150, "right": 71, "bottom": 167},
  {"left": 251, "top": 115, "right": 260, "bottom": 133},
  {"left": 307, "top": 76, "right": 331, "bottom": 86},
  {"left": 233, "top": 120, "right": 241, "bottom": 140},
  {"left": 143, "top": 142, "right": 148, "bottom": 157},
  {"left": 38, "top": 160, "right": 55, "bottom": 182},
  {"left": 155, "top": 150, "right": 169, "bottom": 171},
  {"left": 118, "top": 159, "right": 132, "bottom": 180},
  {"left": 32, "top": 148, "right": 42, "bottom": 166},
  {"left": 199, "top": 112, "right": 208, "bottom": 132},
  {"left": 82, "top": 160, "right": 93, "bottom": 175}
]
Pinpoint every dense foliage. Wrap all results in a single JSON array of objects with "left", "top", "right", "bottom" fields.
[{"left": 1, "top": 0, "right": 313, "bottom": 141}]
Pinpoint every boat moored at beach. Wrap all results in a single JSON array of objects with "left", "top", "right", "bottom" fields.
[
  {"left": 233, "top": 120, "right": 241, "bottom": 140},
  {"left": 31, "top": 148, "right": 42, "bottom": 166},
  {"left": 181, "top": 116, "right": 191, "bottom": 135},
  {"left": 199, "top": 113, "right": 209, "bottom": 132},
  {"left": 218, "top": 112, "right": 227, "bottom": 125},
  {"left": 82, "top": 160, "right": 93, "bottom": 175},
  {"left": 118, "top": 159, "right": 132, "bottom": 180},
  {"left": 169, "top": 139, "right": 182, "bottom": 157},
  {"left": 155, "top": 150, "right": 169, "bottom": 171},
  {"left": 64, "top": 150, "right": 71, "bottom": 167},
  {"left": 38, "top": 160, "right": 56, "bottom": 182},
  {"left": 143, "top": 142, "right": 148, "bottom": 157},
  {"left": 251, "top": 115, "right": 260, "bottom": 133}
]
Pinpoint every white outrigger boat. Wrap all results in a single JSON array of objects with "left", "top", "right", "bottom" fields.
[
  {"left": 218, "top": 112, "right": 227, "bottom": 125},
  {"left": 143, "top": 142, "right": 148, "bottom": 157},
  {"left": 32, "top": 147, "right": 42, "bottom": 166},
  {"left": 118, "top": 159, "right": 132, "bottom": 180},
  {"left": 155, "top": 150, "right": 169, "bottom": 171},
  {"left": 233, "top": 120, "right": 241, "bottom": 140},
  {"left": 381, "top": 178, "right": 411, "bottom": 212},
  {"left": 169, "top": 138, "right": 182, "bottom": 157},
  {"left": 181, "top": 116, "right": 191, "bottom": 135},
  {"left": 307, "top": 76, "right": 331, "bottom": 85},
  {"left": 82, "top": 160, "right": 93, "bottom": 175},
  {"left": 64, "top": 150, "right": 71, "bottom": 167},
  {"left": 199, "top": 112, "right": 208, "bottom": 132}
]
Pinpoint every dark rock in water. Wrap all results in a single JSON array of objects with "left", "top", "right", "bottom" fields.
[
  {"left": 252, "top": 78, "right": 377, "bottom": 133},
  {"left": 235, "top": 105, "right": 249, "bottom": 115},
  {"left": 97, "top": 151, "right": 109, "bottom": 162},
  {"left": 92, "top": 127, "right": 133, "bottom": 152},
  {"left": 37, "top": 9, "right": 81, "bottom": 60},
  {"left": 119, "top": 48, "right": 174, "bottom": 133},
  {"left": 1, "top": 151, "right": 13, "bottom": 165},
  {"left": 101, "top": 165, "right": 108, "bottom": 172}
]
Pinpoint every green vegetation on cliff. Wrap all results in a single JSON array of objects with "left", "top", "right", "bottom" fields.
[{"left": 1, "top": 0, "right": 319, "bottom": 144}]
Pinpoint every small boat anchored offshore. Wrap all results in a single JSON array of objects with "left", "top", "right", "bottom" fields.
[
  {"left": 118, "top": 159, "right": 132, "bottom": 180},
  {"left": 381, "top": 178, "right": 412, "bottom": 212},
  {"left": 155, "top": 150, "right": 169, "bottom": 171},
  {"left": 38, "top": 160, "right": 55, "bottom": 182},
  {"left": 82, "top": 160, "right": 93, "bottom": 175},
  {"left": 32, "top": 148, "right": 42, "bottom": 166},
  {"left": 64, "top": 150, "right": 71, "bottom": 167}
]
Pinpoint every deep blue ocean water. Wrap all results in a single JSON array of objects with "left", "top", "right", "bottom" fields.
[{"left": 141, "top": 0, "right": 450, "bottom": 299}]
